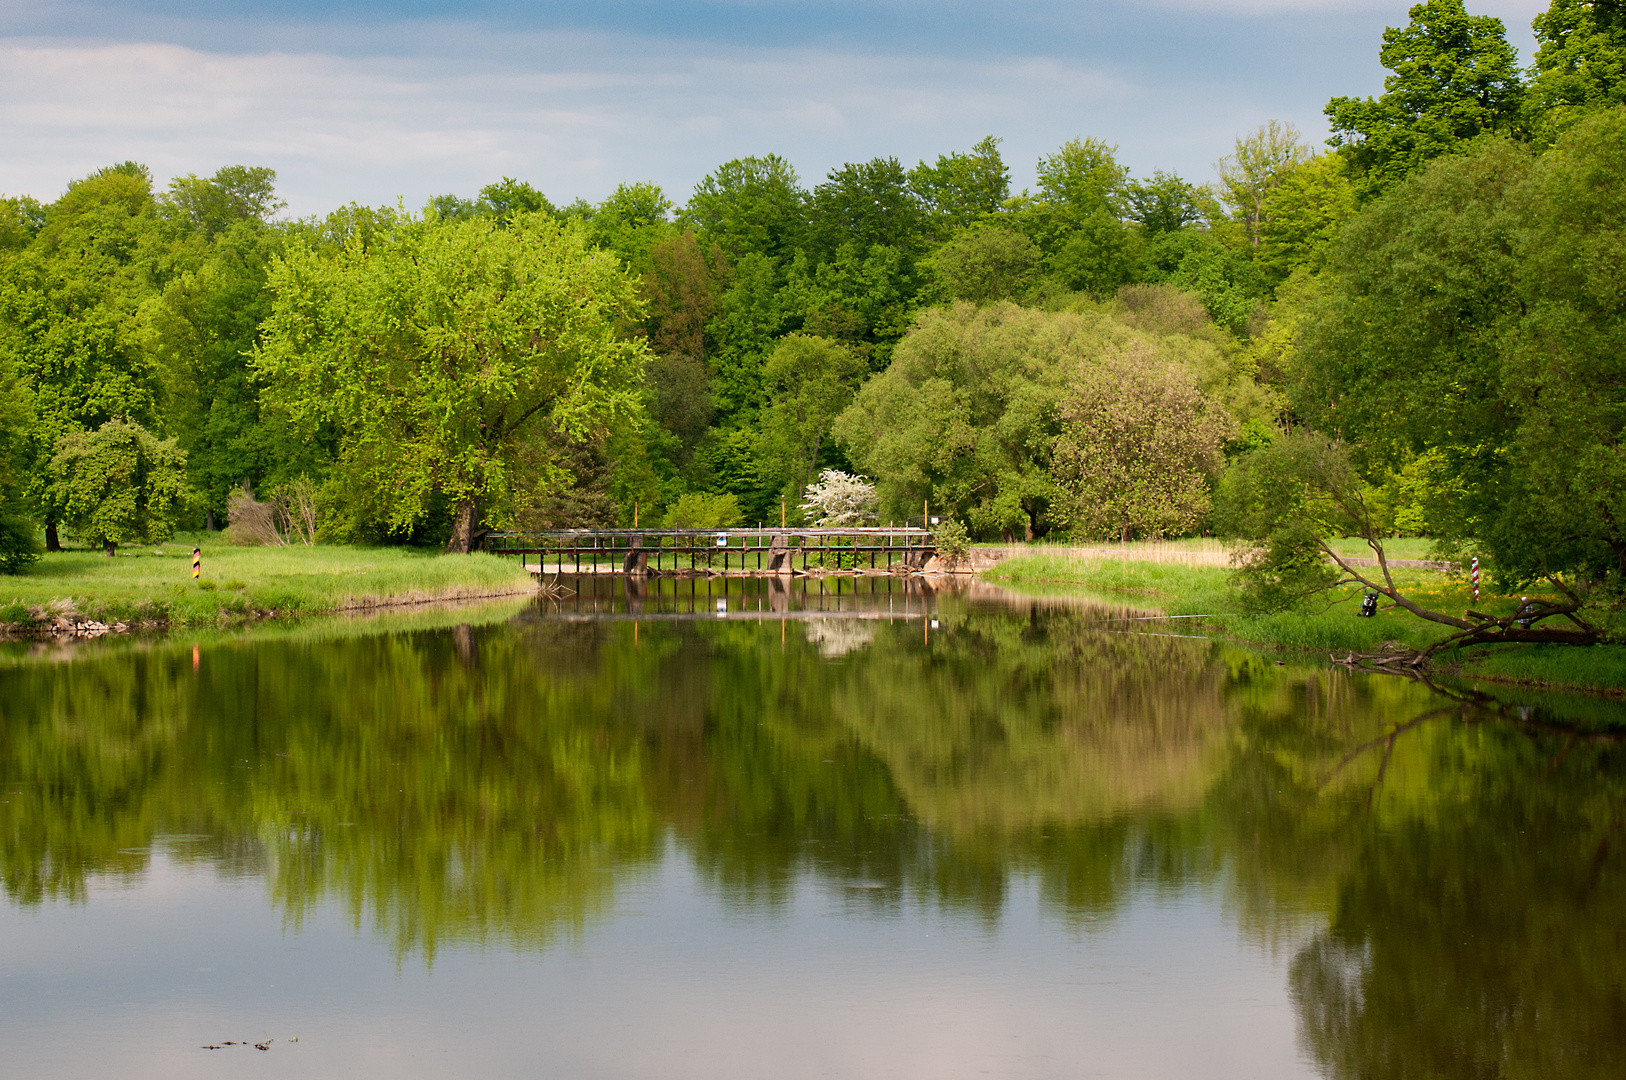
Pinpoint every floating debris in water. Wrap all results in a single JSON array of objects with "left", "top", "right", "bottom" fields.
[{"left": 200, "top": 1037, "right": 297, "bottom": 1051}]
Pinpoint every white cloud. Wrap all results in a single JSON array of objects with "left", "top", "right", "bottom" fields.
[{"left": 0, "top": 32, "right": 1150, "bottom": 213}]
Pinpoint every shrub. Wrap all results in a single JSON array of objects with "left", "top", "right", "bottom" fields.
[
  {"left": 0, "top": 510, "right": 41, "bottom": 575},
  {"left": 662, "top": 492, "right": 743, "bottom": 529},
  {"left": 226, "top": 485, "right": 280, "bottom": 545},
  {"left": 226, "top": 477, "right": 319, "bottom": 546},
  {"left": 799, "top": 470, "right": 878, "bottom": 526},
  {"left": 1114, "top": 284, "right": 1214, "bottom": 338},
  {"left": 934, "top": 518, "right": 971, "bottom": 565}
]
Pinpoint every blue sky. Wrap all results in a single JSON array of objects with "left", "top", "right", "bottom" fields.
[{"left": 0, "top": 1, "right": 1546, "bottom": 217}]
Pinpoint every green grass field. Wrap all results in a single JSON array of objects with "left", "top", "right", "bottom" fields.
[
  {"left": 0, "top": 533, "right": 535, "bottom": 630},
  {"left": 983, "top": 552, "right": 1625, "bottom": 695},
  {"left": 978, "top": 536, "right": 1446, "bottom": 560}
]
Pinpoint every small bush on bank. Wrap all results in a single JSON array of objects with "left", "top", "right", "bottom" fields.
[{"left": 935, "top": 519, "right": 971, "bottom": 564}]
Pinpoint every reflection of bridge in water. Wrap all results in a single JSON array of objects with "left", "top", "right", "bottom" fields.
[
  {"left": 526, "top": 572, "right": 949, "bottom": 622},
  {"left": 486, "top": 528, "right": 938, "bottom": 577}
]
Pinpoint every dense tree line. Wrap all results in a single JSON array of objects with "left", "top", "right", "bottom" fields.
[{"left": 1, "top": 1, "right": 1623, "bottom": 593}]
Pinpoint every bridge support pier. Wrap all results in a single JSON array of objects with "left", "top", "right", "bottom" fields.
[{"left": 622, "top": 535, "right": 648, "bottom": 575}]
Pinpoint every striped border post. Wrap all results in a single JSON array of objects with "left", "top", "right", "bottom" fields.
[{"left": 1471, "top": 556, "right": 1479, "bottom": 603}]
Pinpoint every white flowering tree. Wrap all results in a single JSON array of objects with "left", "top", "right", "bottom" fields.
[{"left": 798, "top": 470, "right": 879, "bottom": 527}]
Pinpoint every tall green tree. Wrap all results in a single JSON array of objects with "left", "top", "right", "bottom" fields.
[
  {"left": 927, "top": 224, "right": 1041, "bottom": 305},
  {"left": 643, "top": 231, "right": 729, "bottom": 365},
  {"left": 256, "top": 210, "right": 649, "bottom": 552},
  {"left": 1034, "top": 137, "right": 1128, "bottom": 223},
  {"left": 162, "top": 165, "right": 283, "bottom": 237},
  {"left": 0, "top": 196, "right": 45, "bottom": 253},
  {"left": 682, "top": 155, "right": 807, "bottom": 261},
  {"left": 477, "top": 177, "right": 556, "bottom": 221},
  {"left": 704, "top": 251, "right": 816, "bottom": 419},
  {"left": 1124, "top": 171, "right": 1210, "bottom": 235},
  {"left": 0, "top": 163, "right": 168, "bottom": 549},
  {"left": 1215, "top": 121, "right": 1312, "bottom": 247},
  {"left": 1291, "top": 111, "right": 1626, "bottom": 588},
  {"left": 757, "top": 335, "right": 865, "bottom": 511},
  {"left": 1052, "top": 343, "right": 1233, "bottom": 541},
  {"left": 1254, "top": 155, "right": 1359, "bottom": 283},
  {"left": 1497, "top": 106, "right": 1626, "bottom": 581},
  {"left": 0, "top": 353, "right": 39, "bottom": 572},
  {"left": 834, "top": 303, "right": 1074, "bottom": 539},
  {"left": 1326, "top": 0, "right": 1526, "bottom": 200},
  {"left": 1526, "top": 0, "right": 1626, "bottom": 141},
  {"left": 1013, "top": 138, "right": 1137, "bottom": 294},
  {"left": 908, "top": 136, "right": 1010, "bottom": 235},
  {"left": 807, "top": 158, "right": 925, "bottom": 261},
  {"left": 140, "top": 166, "right": 290, "bottom": 526},
  {"left": 579, "top": 182, "right": 675, "bottom": 271},
  {"left": 1049, "top": 213, "right": 1137, "bottom": 295},
  {"left": 1291, "top": 137, "right": 1530, "bottom": 550}
]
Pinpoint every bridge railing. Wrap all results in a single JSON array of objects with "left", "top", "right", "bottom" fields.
[{"left": 483, "top": 527, "right": 937, "bottom": 574}]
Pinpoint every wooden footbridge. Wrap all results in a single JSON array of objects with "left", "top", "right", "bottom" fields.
[{"left": 484, "top": 527, "right": 938, "bottom": 577}]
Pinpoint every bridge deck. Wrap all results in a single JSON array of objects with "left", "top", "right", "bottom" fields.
[{"left": 485, "top": 527, "right": 939, "bottom": 576}]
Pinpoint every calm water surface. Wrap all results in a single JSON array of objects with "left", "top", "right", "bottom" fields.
[{"left": 2, "top": 577, "right": 1623, "bottom": 1079}]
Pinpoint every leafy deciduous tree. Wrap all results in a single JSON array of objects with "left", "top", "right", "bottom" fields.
[
  {"left": 1050, "top": 212, "right": 1137, "bottom": 295},
  {"left": 1291, "top": 137, "right": 1531, "bottom": 565},
  {"left": 0, "top": 162, "right": 167, "bottom": 549},
  {"left": 0, "top": 196, "right": 46, "bottom": 253},
  {"left": 139, "top": 182, "right": 289, "bottom": 525},
  {"left": 1125, "top": 171, "right": 1211, "bottom": 235},
  {"left": 835, "top": 303, "right": 1075, "bottom": 540},
  {"left": 1497, "top": 106, "right": 1626, "bottom": 583},
  {"left": 908, "top": 136, "right": 1011, "bottom": 234},
  {"left": 928, "top": 224, "right": 1041, "bottom": 304},
  {"left": 1254, "top": 154, "right": 1358, "bottom": 282},
  {"left": 643, "top": 231, "right": 729, "bottom": 363},
  {"left": 256, "top": 210, "right": 649, "bottom": 552},
  {"left": 49, "top": 417, "right": 187, "bottom": 556},
  {"left": 0, "top": 354, "right": 39, "bottom": 572},
  {"left": 163, "top": 165, "right": 283, "bottom": 237},
  {"left": 1325, "top": 0, "right": 1525, "bottom": 199},
  {"left": 683, "top": 155, "right": 807, "bottom": 261},
  {"left": 477, "top": 177, "right": 556, "bottom": 221},
  {"left": 1035, "top": 137, "right": 1128, "bottom": 223},
  {"left": 1053, "top": 343, "right": 1233, "bottom": 541},
  {"left": 807, "top": 158, "right": 925, "bottom": 261},
  {"left": 757, "top": 335, "right": 865, "bottom": 511},
  {"left": 1216, "top": 121, "right": 1313, "bottom": 247},
  {"left": 1526, "top": 0, "right": 1626, "bottom": 142}
]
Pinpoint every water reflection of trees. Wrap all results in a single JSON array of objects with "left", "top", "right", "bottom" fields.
[
  {"left": 0, "top": 604, "right": 1246, "bottom": 935},
  {"left": 2, "top": 602, "right": 1625, "bottom": 1073},
  {"left": 1278, "top": 715, "right": 1626, "bottom": 1079}
]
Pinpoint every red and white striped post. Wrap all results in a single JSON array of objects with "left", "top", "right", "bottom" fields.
[{"left": 1471, "top": 556, "right": 1480, "bottom": 603}]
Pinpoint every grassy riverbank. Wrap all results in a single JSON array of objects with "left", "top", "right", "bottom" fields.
[
  {"left": 0, "top": 536, "right": 535, "bottom": 632},
  {"left": 0, "top": 593, "right": 537, "bottom": 665},
  {"left": 982, "top": 552, "right": 1626, "bottom": 696}
]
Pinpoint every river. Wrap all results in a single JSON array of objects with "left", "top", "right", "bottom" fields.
[{"left": 2, "top": 576, "right": 1622, "bottom": 1078}]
